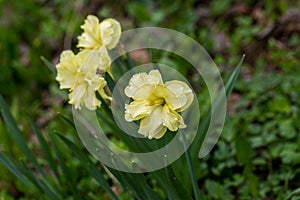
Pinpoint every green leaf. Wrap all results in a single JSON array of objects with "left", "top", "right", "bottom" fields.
[
  {"left": 205, "top": 179, "right": 234, "bottom": 200},
  {"left": 110, "top": 168, "right": 163, "bottom": 200},
  {"left": 235, "top": 135, "right": 253, "bottom": 166},
  {"left": 225, "top": 55, "right": 245, "bottom": 98},
  {"left": 279, "top": 119, "right": 296, "bottom": 139},
  {"left": 0, "top": 95, "right": 59, "bottom": 197},
  {"left": 286, "top": 188, "right": 300, "bottom": 200},
  {"left": 124, "top": 52, "right": 135, "bottom": 70},
  {"left": 49, "top": 133, "right": 81, "bottom": 199},
  {"left": 18, "top": 160, "right": 61, "bottom": 200},
  {"left": 152, "top": 167, "right": 193, "bottom": 200},
  {"left": 247, "top": 172, "right": 258, "bottom": 198},
  {"left": 57, "top": 112, "right": 76, "bottom": 130},
  {"left": 27, "top": 116, "right": 61, "bottom": 185},
  {"left": 55, "top": 133, "right": 119, "bottom": 200},
  {"left": 2, "top": 152, "right": 61, "bottom": 199},
  {"left": 56, "top": 132, "right": 164, "bottom": 200},
  {"left": 105, "top": 73, "right": 115, "bottom": 91},
  {"left": 182, "top": 134, "right": 199, "bottom": 200},
  {"left": 0, "top": 152, "right": 32, "bottom": 188},
  {"left": 41, "top": 56, "right": 57, "bottom": 76},
  {"left": 190, "top": 55, "right": 244, "bottom": 161}
]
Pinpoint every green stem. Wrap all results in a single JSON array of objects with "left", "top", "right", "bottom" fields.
[{"left": 182, "top": 132, "right": 200, "bottom": 200}]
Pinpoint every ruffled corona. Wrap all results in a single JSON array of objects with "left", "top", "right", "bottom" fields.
[{"left": 124, "top": 70, "right": 194, "bottom": 139}]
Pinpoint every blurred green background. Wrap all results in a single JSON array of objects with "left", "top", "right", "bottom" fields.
[{"left": 0, "top": 0, "right": 300, "bottom": 199}]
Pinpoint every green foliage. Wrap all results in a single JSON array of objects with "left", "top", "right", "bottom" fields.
[{"left": 1, "top": 0, "right": 300, "bottom": 199}]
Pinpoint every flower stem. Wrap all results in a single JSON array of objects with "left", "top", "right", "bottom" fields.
[{"left": 182, "top": 132, "right": 200, "bottom": 200}]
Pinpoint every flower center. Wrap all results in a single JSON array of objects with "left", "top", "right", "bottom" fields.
[{"left": 149, "top": 98, "right": 165, "bottom": 106}]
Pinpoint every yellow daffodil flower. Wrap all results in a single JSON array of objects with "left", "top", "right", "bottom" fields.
[
  {"left": 124, "top": 70, "right": 194, "bottom": 139},
  {"left": 56, "top": 50, "right": 110, "bottom": 110},
  {"left": 77, "top": 15, "right": 121, "bottom": 51}
]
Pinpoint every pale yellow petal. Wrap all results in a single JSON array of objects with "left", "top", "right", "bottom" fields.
[
  {"left": 97, "top": 79, "right": 112, "bottom": 101},
  {"left": 100, "top": 18, "right": 121, "bottom": 50},
  {"left": 162, "top": 105, "right": 186, "bottom": 132},
  {"left": 79, "top": 50, "right": 99, "bottom": 74},
  {"left": 124, "top": 100, "right": 156, "bottom": 121},
  {"left": 153, "top": 126, "right": 168, "bottom": 139},
  {"left": 78, "top": 48, "right": 110, "bottom": 73},
  {"left": 131, "top": 84, "right": 158, "bottom": 101},
  {"left": 77, "top": 15, "right": 102, "bottom": 50},
  {"left": 124, "top": 70, "right": 163, "bottom": 99},
  {"left": 85, "top": 74, "right": 104, "bottom": 90},
  {"left": 165, "top": 80, "right": 194, "bottom": 111},
  {"left": 84, "top": 87, "right": 101, "bottom": 110},
  {"left": 148, "top": 70, "right": 163, "bottom": 84},
  {"left": 138, "top": 106, "right": 166, "bottom": 139},
  {"left": 124, "top": 72, "right": 148, "bottom": 98},
  {"left": 56, "top": 50, "right": 78, "bottom": 89},
  {"left": 98, "top": 46, "right": 111, "bottom": 71},
  {"left": 69, "top": 83, "right": 86, "bottom": 109}
]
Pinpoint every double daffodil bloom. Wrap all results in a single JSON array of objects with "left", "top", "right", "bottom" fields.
[
  {"left": 124, "top": 70, "right": 194, "bottom": 139},
  {"left": 56, "top": 49, "right": 111, "bottom": 110},
  {"left": 77, "top": 15, "right": 121, "bottom": 51}
]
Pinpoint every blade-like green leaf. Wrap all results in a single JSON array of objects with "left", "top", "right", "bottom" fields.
[
  {"left": 49, "top": 133, "right": 81, "bottom": 199},
  {"left": 105, "top": 73, "right": 115, "bottom": 91},
  {"left": 3, "top": 152, "right": 61, "bottom": 199},
  {"left": 190, "top": 55, "right": 244, "bottom": 161},
  {"left": 225, "top": 55, "right": 245, "bottom": 98},
  {"left": 27, "top": 116, "right": 61, "bottom": 185},
  {"left": 152, "top": 167, "right": 193, "bottom": 200},
  {"left": 109, "top": 168, "right": 163, "bottom": 200},
  {"left": 57, "top": 112, "right": 76, "bottom": 130},
  {"left": 55, "top": 133, "right": 119, "bottom": 200},
  {"left": 41, "top": 56, "right": 57, "bottom": 76},
  {"left": 18, "top": 160, "right": 61, "bottom": 200},
  {"left": 124, "top": 52, "right": 135, "bottom": 71},
  {"left": 286, "top": 188, "right": 300, "bottom": 200},
  {"left": 0, "top": 152, "right": 32, "bottom": 188},
  {"left": 235, "top": 135, "right": 253, "bottom": 166},
  {"left": 0, "top": 95, "right": 59, "bottom": 196},
  {"left": 182, "top": 133, "right": 200, "bottom": 200}
]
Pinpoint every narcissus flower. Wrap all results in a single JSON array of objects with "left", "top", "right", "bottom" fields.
[
  {"left": 124, "top": 70, "right": 194, "bottom": 139},
  {"left": 56, "top": 50, "right": 111, "bottom": 110},
  {"left": 77, "top": 15, "right": 121, "bottom": 51}
]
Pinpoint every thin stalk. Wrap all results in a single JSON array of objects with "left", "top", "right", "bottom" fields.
[{"left": 182, "top": 132, "right": 200, "bottom": 200}]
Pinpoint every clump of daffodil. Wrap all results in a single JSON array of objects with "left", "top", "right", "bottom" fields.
[
  {"left": 56, "top": 15, "right": 121, "bottom": 110},
  {"left": 124, "top": 70, "right": 194, "bottom": 139},
  {"left": 56, "top": 50, "right": 111, "bottom": 110},
  {"left": 77, "top": 15, "right": 121, "bottom": 51}
]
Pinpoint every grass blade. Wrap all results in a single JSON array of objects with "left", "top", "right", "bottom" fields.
[
  {"left": 55, "top": 133, "right": 119, "bottom": 200},
  {"left": 49, "top": 133, "right": 81, "bottom": 199},
  {"left": 3, "top": 152, "right": 61, "bottom": 199},
  {"left": 27, "top": 116, "right": 61, "bottom": 185},
  {"left": 152, "top": 167, "right": 193, "bottom": 200},
  {"left": 182, "top": 133, "right": 200, "bottom": 200},
  {"left": 190, "top": 55, "right": 244, "bottom": 160},
  {"left": 0, "top": 152, "right": 32, "bottom": 188},
  {"left": 123, "top": 52, "right": 135, "bottom": 71},
  {"left": 109, "top": 168, "right": 163, "bottom": 200},
  {"left": 57, "top": 112, "right": 76, "bottom": 130},
  {"left": 18, "top": 160, "right": 61, "bottom": 200},
  {"left": 225, "top": 55, "right": 245, "bottom": 98},
  {"left": 0, "top": 95, "right": 59, "bottom": 196},
  {"left": 41, "top": 56, "right": 57, "bottom": 76}
]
